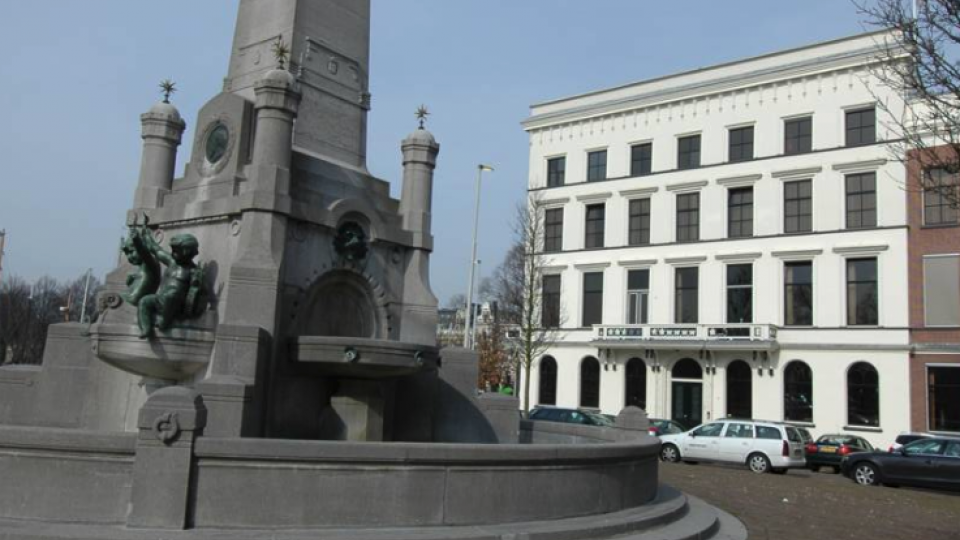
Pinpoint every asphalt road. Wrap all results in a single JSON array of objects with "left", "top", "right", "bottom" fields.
[{"left": 660, "top": 461, "right": 960, "bottom": 540}]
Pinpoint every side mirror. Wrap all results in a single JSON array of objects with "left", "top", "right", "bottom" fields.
[
  {"left": 899, "top": 447, "right": 908, "bottom": 456},
  {"left": 690, "top": 432, "right": 697, "bottom": 438}
]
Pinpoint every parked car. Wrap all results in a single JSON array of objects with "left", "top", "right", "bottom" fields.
[
  {"left": 648, "top": 418, "right": 686, "bottom": 437},
  {"left": 528, "top": 406, "right": 614, "bottom": 427},
  {"left": 841, "top": 437, "right": 960, "bottom": 490},
  {"left": 805, "top": 434, "right": 875, "bottom": 473},
  {"left": 796, "top": 427, "right": 814, "bottom": 444},
  {"left": 887, "top": 432, "right": 935, "bottom": 453},
  {"left": 659, "top": 418, "right": 806, "bottom": 474}
]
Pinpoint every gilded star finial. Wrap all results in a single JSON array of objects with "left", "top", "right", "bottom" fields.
[
  {"left": 415, "top": 105, "right": 430, "bottom": 129},
  {"left": 272, "top": 37, "right": 291, "bottom": 70},
  {"left": 160, "top": 79, "right": 176, "bottom": 104}
]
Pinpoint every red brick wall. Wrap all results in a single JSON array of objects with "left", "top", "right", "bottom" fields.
[{"left": 906, "top": 147, "right": 960, "bottom": 431}]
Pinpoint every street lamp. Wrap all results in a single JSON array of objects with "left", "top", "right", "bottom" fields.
[{"left": 463, "top": 164, "right": 494, "bottom": 349}]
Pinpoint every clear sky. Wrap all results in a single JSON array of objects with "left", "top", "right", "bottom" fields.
[{"left": 0, "top": 0, "right": 871, "bottom": 305}]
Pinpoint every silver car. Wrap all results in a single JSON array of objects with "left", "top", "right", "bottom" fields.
[{"left": 659, "top": 419, "right": 807, "bottom": 474}]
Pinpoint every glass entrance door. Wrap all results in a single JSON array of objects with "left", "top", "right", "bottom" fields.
[{"left": 672, "top": 381, "right": 703, "bottom": 428}]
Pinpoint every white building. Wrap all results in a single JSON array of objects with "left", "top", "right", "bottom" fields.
[{"left": 520, "top": 32, "right": 913, "bottom": 447}]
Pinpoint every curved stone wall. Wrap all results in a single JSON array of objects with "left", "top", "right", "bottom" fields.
[{"left": 191, "top": 437, "right": 659, "bottom": 528}]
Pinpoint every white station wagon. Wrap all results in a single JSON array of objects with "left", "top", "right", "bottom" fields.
[{"left": 658, "top": 419, "right": 807, "bottom": 474}]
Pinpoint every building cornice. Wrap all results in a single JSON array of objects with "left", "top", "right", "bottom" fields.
[
  {"left": 715, "top": 252, "right": 764, "bottom": 261},
  {"left": 665, "top": 256, "right": 708, "bottom": 265},
  {"left": 833, "top": 244, "right": 890, "bottom": 255},
  {"left": 717, "top": 173, "right": 763, "bottom": 187},
  {"left": 617, "top": 259, "right": 658, "bottom": 268},
  {"left": 619, "top": 187, "right": 659, "bottom": 198},
  {"left": 831, "top": 158, "right": 888, "bottom": 172},
  {"left": 523, "top": 34, "right": 901, "bottom": 131},
  {"left": 666, "top": 180, "right": 709, "bottom": 192},
  {"left": 772, "top": 166, "right": 823, "bottom": 179},
  {"left": 772, "top": 249, "right": 824, "bottom": 259},
  {"left": 575, "top": 192, "right": 613, "bottom": 203}
]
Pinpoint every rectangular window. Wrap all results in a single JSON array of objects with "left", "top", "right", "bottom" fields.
[
  {"left": 630, "top": 143, "right": 652, "bottom": 177},
  {"left": 541, "top": 274, "right": 561, "bottom": 328},
  {"left": 728, "top": 187, "right": 754, "bottom": 238},
  {"left": 677, "top": 135, "right": 701, "bottom": 170},
  {"left": 845, "top": 107, "right": 876, "bottom": 147},
  {"left": 547, "top": 157, "right": 566, "bottom": 188},
  {"left": 544, "top": 208, "right": 563, "bottom": 252},
  {"left": 584, "top": 203, "right": 605, "bottom": 248},
  {"left": 626, "top": 269, "right": 650, "bottom": 324},
  {"left": 726, "top": 264, "right": 753, "bottom": 323},
  {"left": 675, "top": 267, "right": 699, "bottom": 323},
  {"left": 784, "top": 261, "right": 814, "bottom": 326},
  {"left": 928, "top": 366, "right": 960, "bottom": 432},
  {"left": 728, "top": 126, "right": 754, "bottom": 162},
  {"left": 582, "top": 272, "right": 604, "bottom": 327},
  {"left": 924, "top": 169, "right": 959, "bottom": 226},
  {"left": 628, "top": 198, "right": 651, "bottom": 246},
  {"left": 785, "top": 116, "right": 812, "bottom": 155},
  {"left": 846, "top": 172, "right": 877, "bottom": 229},
  {"left": 587, "top": 150, "right": 607, "bottom": 182},
  {"left": 676, "top": 192, "right": 700, "bottom": 242},
  {"left": 784, "top": 180, "right": 813, "bottom": 234},
  {"left": 846, "top": 258, "right": 878, "bottom": 326},
  {"left": 924, "top": 255, "right": 960, "bottom": 326}
]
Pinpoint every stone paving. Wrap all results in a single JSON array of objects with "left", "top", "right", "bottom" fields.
[{"left": 660, "top": 461, "right": 960, "bottom": 540}]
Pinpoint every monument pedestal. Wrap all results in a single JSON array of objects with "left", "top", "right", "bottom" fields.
[{"left": 321, "top": 379, "right": 396, "bottom": 441}]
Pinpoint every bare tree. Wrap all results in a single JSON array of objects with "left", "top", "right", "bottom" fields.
[
  {"left": 858, "top": 0, "right": 960, "bottom": 199},
  {"left": 476, "top": 322, "right": 509, "bottom": 391},
  {"left": 493, "top": 194, "right": 564, "bottom": 415}
]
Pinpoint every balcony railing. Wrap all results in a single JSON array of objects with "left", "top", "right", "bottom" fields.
[{"left": 594, "top": 323, "right": 778, "bottom": 342}]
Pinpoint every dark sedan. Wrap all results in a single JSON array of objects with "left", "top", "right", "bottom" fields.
[
  {"left": 841, "top": 437, "right": 960, "bottom": 490},
  {"left": 648, "top": 418, "right": 686, "bottom": 437},
  {"left": 806, "top": 434, "right": 875, "bottom": 473}
]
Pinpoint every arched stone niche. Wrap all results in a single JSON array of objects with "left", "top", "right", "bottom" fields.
[{"left": 297, "top": 270, "right": 384, "bottom": 339}]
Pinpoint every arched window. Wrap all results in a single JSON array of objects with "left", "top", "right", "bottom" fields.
[
  {"left": 672, "top": 358, "right": 702, "bottom": 379},
  {"left": 848, "top": 362, "right": 879, "bottom": 426},
  {"left": 625, "top": 358, "right": 647, "bottom": 410},
  {"left": 726, "top": 360, "right": 752, "bottom": 419},
  {"left": 580, "top": 357, "right": 601, "bottom": 409},
  {"left": 538, "top": 356, "right": 558, "bottom": 406},
  {"left": 784, "top": 361, "right": 813, "bottom": 422}
]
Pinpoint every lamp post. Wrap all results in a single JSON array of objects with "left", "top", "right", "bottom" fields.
[{"left": 463, "top": 164, "right": 493, "bottom": 349}]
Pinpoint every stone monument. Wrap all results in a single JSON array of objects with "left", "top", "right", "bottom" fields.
[{"left": 0, "top": 1, "right": 745, "bottom": 538}]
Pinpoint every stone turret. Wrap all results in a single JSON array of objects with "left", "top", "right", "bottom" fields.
[
  {"left": 397, "top": 123, "right": 441, "bottom": 346},
  {"left": 133, "top": 101, "right": 186, "bottom": 209},
  {"left": 399, "top": 125, "right": 440, "bottom": 242}
]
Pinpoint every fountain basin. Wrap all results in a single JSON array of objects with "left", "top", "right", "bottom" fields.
[
  {"left": 290, "top": 336, "right": 439, "bottom": 379},
  {"left": 89, "top": 323, "right": 215, "bottom": 381}
]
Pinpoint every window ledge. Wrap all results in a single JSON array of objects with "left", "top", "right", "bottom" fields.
[
  {"left": 843, "top": 425, "right": 883, "bottom": 433},
  {"left": 920, "top": 223, "right": 960, "bottom": 230},
  {"left": 785, "top": 421, "right": 816, "bottom": 428}
]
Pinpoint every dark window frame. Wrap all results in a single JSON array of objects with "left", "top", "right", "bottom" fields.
[
  {"left": 547, "top": 156, "right": 566, "bottom": 188},
  {"left": 784, "top": 361, "right": 814, "bottom": 423},
  {"left": 923, "top": 168, "right": 959, "bottom": 227},
  {"left": 674, "top": 266, "right": 699, "bottom": 324},
  {"left": 728, "top": 187, "right": 754, "bottom": 238},
  {"left": 784, "top": 116, "right": 812, "bottom": 155},
  {"left": 627, "top": 269, "right": 650, "bottom": 325},
  {"left": 784, "top": 179, "right": 813, "bottom": 234},
  {"left": 580, "top": 357, "right": 601, "bottom": 409},
  {"left": 630, "top": 142, "right": 653, "bottom": 177},
  {"left": 538, "top": 356, "right": 558, "bottom": 406},
  {"left": 845, "top": 107, "right": 876, "bottom": 147},
  {"left": 845, "top": 172, "right": 877, "bottom": 229},
  {"left": 928, "top": 365, "right": 960, "bottom": 432},
  {"left": 587, "top": 150, "right": 607, "bottom": 182},
  {"left": 726, "top": 263, "right": 753, "bottom": 324},
  {"left": 728, "top": 126, "right": 755, "bottom": 162},
  {"left": 582, "top": 272, "right": 604, "bottom": 327},
  {"left": 676, "top": 192, "right": 700, "bottom": 242},
  {"left": 541, "top": 274, "right": 562, "bottom": 329},
  {"left": 584, "top": 203, "right": 605, "bottom": 249},
  {"left": 677, "top": 134, "right": 701, "bottom": 170},
  {"left": 628, "top": 198, "right": 651, "bottom": 246},
  {"left": 544, "top": 207, "right": 564, "bottom": 253},
  {"left": 784, "top": 260, "right": 814, "bottom": 326},
  {"left": 847, "top": 362, "right": 880, "bottom": 427},
  {"left": 846, "top": 258, "right": 878, "bottom": 326},
  {"left": 625, "top": 358, "right": 647, "bottom": 410}
]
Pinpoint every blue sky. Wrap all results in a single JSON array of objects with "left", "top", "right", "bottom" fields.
[{"left": 0, "top": 1, "right": 870, "bottom": 305}]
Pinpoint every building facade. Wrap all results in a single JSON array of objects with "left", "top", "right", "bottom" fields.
[{"left": 520, "top": 32, "right": 929, "bottom": 447}]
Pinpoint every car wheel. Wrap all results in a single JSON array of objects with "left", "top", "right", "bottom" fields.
[
  {"left": 853, "top": 462, "right": 880, "bottom": 486},
  {"left": 747, "top": 453, "right": 771, "bottom": 474},
  {"left": 660, "top": 444, "right": 681, "bottom": 463}
]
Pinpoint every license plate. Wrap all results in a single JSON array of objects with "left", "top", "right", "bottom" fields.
[{"left": 820, "top": 446, "right": 837, "bottom": 453}]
